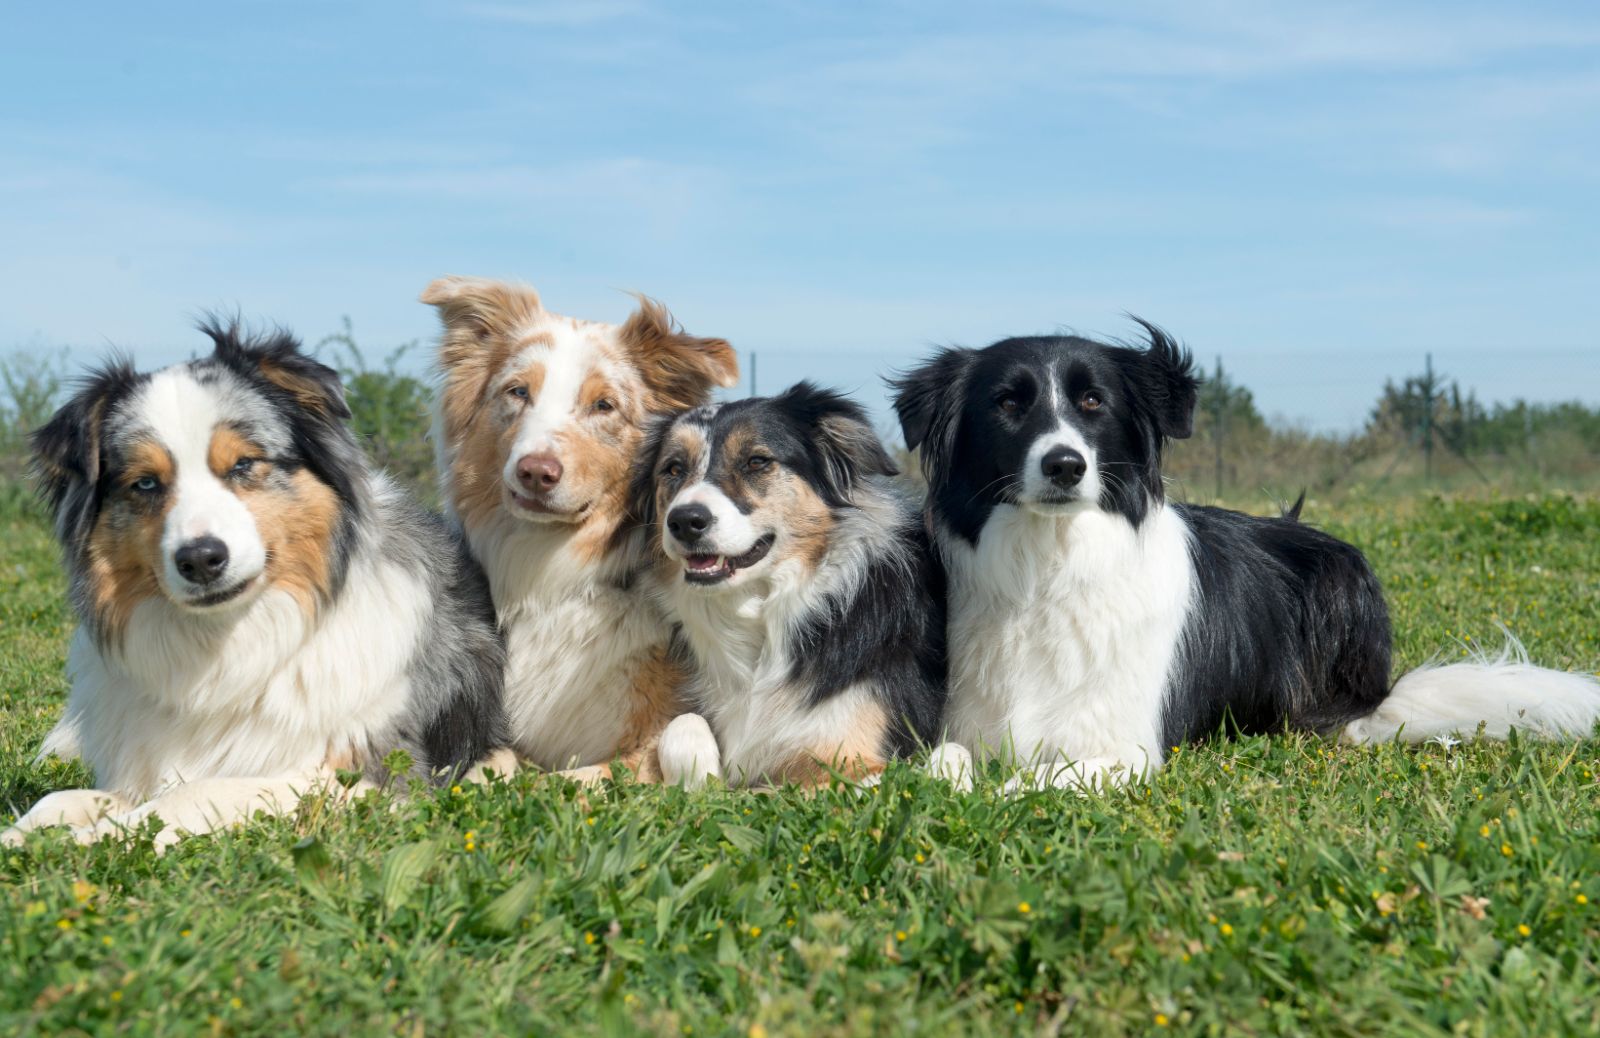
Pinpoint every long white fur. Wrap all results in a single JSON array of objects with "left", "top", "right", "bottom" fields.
[
  {"left": 944, "top": 409, "right": 1600, "bottom": 791},
  {"left": 940, "top": 498, "right": 1195, "bottom": 790},
  {"left": 1344, "top": 638, "right": 1600, "bottom": 743},
  {"left": 440, "top": 325, "right": 665, "bottom": 771},
  {"left": 657, "top": 478, "right": 908, "bottom": 787},
  {"left": 465, "top": 507, "right": 665, "bottom": 769},
  {"left": 3, "top": 374, "right": 432, "bottom": 846}
]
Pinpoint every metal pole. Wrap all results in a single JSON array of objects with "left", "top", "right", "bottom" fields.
[{"left": 750, "top": 351, "right": 757, "bottom": 397}]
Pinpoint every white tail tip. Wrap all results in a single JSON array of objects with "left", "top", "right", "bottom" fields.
[{"left": 1344, "top": 643, "right": 1600, "bottom": 744}]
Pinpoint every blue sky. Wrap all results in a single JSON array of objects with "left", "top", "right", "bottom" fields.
[{"left": 3, "top": 1, "right": 1598, "bottom": 434}]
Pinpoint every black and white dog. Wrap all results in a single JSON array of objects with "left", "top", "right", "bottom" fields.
[
  {"left": 4, "top": 322, "right": 508, "bottom": 848},
  {"left": 892, "top": 323, "right": 1600, "bottom": 790},
  {"left": 633, "top": 383, "right": 947, "bottom": 788}
]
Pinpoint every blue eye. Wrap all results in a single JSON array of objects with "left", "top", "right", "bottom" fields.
[
  {"left": 133, "top": 475, "right": 160, "bottom": 493},
  {"left": 231, "top": 458, "right": 257, "bottom": 477},
  {"left": 508, "top": 385, "right": 529, "bottom": 400}
]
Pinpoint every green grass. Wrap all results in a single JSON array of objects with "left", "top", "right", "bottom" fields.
[{"left": 4, "top": 490, "right": 1600, "bottom": 1037}]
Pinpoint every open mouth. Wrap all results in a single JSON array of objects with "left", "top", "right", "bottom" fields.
[{"left": 681, "top": 533, "right": 776, "bottom": 586}]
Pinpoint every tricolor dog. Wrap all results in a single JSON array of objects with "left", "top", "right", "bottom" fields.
[
  {"left": 424, "top": 276, "right": 738, "bottom": 781},
  {"left": 4, "top": 323, "right": 507, "bottom": 848},
  {"left": 893, "top": 323, "right": 1600, "bottom": 790},
  {"left": 635, "top": 383, "right": 948, "bottom": 788}
]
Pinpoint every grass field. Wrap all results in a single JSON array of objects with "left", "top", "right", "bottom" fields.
[{"left": 3, "top": 488, "right": 1600, "bottom": 1037}]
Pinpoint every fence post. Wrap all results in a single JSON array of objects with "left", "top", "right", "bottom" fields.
[{"left": 750, "top": 351, "right": 757, "bottom": 397}]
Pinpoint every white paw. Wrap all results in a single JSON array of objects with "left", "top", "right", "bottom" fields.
[
  {"left": 1, "top": 826, "right": 25, "bottom": 849},
  {"left": 658, "top": 714, "right": 721, "bottom": 790},
  {"left": 926, "top": 742, "right": 975, "bottom": 792}
]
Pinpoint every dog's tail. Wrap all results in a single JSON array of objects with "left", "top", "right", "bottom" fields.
[{"left": 1343, "top": 635, "right": 1600, "bottom": 744}]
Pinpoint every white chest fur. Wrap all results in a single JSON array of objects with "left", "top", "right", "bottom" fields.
[
  {"left": 68, "top": 546, "right": 429, "bottom": 801},
  {"left": 941, "top": 503, "right": 1195, "bottom": 775},
  {"left": 666, "top": 553, "right": 877, "bottom": 786},
  {"left": 473, "top": 518, "right": 665, "bottom": 770}
]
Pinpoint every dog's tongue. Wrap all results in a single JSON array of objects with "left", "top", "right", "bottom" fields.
[{"left": 685, "top": 554, "right": 723, "bottom": 572}]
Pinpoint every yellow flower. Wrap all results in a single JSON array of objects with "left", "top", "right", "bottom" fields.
[
  {"left": 181, "top": 929, "right": 192, "bottom": 938},
  {"left": 586, "top": 817, "right": 596, "bottom": 826},
  {"left": 1155, "top": 1013, "right": 1171, "bottom": 1027},
  {"left": 896, "top": 930, "right": 908, "bottom": 941},
  {"left": 72, "top": 880, "right": 96, "bottom": 903},
  {"left": 1501, "top": 843, "right": 1514, "bottom": 857},
  {"left": 229, "top": 998, "right": 243, "bottom": 1010},
  {"left": 1577, "top": 894, "right": 1590, "bottom": 906},
  {"left": 1013, "top": 1002, "right": 1024, "bottom": 1014},
  {"left": 584, "top": 932, "right": 597, "bottom": 945},
  {"left": 102, "top": 936, "right": 113, "bottom": 947},
  {"left": 914, "top": 853, "right": 925, "bottom": 864},
  {"left": 1479, "top": 825, "right": 1490, "bottom": 838},
  {"left": 56, "top": 919, "right": 72, "bottom": 930},
  {"left": 749, "top": 1025, "right": 768, "bottom": 1038},
  {"left": 110, "top": 990, "right": 123, "bottom": 1002},
  {"left": 450, "top": 785, "right": 462, "bottom": 795},
  {"left": 748, "top": 926, "right": 762, "bottom": 938},
  {"left": 1517, "top": 924, "right": 1531, "bottom": 937},
  {"left": 1219, "top": 923, "right": 1234, "bottom": 937},
  {"left": 1414, "top": 841, "right": 1428, "bottom": 851},
  {"left": 1017, "top": 902, "right": 1031, "bottom": 914}
]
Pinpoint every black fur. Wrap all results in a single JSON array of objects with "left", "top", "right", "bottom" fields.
[
  {"left": 893, "top": 321, "right": 1397, "bottom": 748},
  {"left": 1162, "top": 503, "right": 1391, "bottom": 744},
  {"left": 32, "top": 322, "right": 508, "bottom": 782},
  {"left": 786, "top": 512, "right": 949, "bottom": 753},
  {"left": 634, "top": 383, "right": 947, "bottom": 770}
]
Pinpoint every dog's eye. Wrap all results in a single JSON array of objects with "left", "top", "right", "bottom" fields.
[
  {"left": 746, "top": 455, "right": 773, "bottom": 472},
  {"left": 1080, "top": 391, "right": 1104, "bottom": 411},
  {"left": 996, "top": 394, "right": 1022, "bottom": 415},
  {"left": 593, "top": 398, "right": 615, "bottom": 414},
  {"left": 132, "top": 475, "right": 161, "bottom": 493},
  {"left": 229, "top": 458, "right": 259, "bottom": 478},
  {"left": 663, "top": 461, "right": 685, "bottom": 480},
  {"left": 507, "top": 384, "right": 529, "bottom": 400}
]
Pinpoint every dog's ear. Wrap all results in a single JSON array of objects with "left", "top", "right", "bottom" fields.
[
  {"left": 420, "top": 275, "right": 543, "bottom": 352},
  {"left": 32, "top": 358, "right": 140, "bottom": 532},
  {"left": 772, "top": 381, "right": 896, "bottom": 506},
  {"left": 1129, "top": 317, "right": 1198, "bottom": 440},
  {"left": 888, "top": 348, "right": 975, "bottom": 488},
  {"left": 619, "top": 296, "right": 739, "bottom": 413},
  {"left": 625, "top": 413, "right": 675, "bottom": 531},
  {"left": 203, "top": 317, "right": 351, "bottom": 421},
  {"left": 421, "top": 276, "right": 542, "bottom": 439}
]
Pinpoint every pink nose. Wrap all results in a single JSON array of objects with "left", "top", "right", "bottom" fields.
[{"left": 516, "top": 452, "right": 563, "bottom": 491}]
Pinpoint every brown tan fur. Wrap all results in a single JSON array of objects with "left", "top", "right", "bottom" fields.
[
  {"left": 422, "top": 275, "right": 739, "bottom": 783},
  {"left": 83, "top": 441, "right": 173, "bottom": 641},
  {"left": 208, "top": 427, "right": 342, "bottom": 616},
  {"left": 775, "top": 701, "right": 891, "bottom": 786},
  {"left": 424, "top": 277, "right": 735, "bottom": 561}
]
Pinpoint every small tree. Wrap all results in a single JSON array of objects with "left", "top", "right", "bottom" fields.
[
  {"left": 316, "top": 319, "right": 435, "bottom": 499},
  {"left": 0, "top": 348, "right": 67, "bottom": 483}
]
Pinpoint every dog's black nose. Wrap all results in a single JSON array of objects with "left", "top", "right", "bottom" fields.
[
  {"left": 174, "top": 536, "right": 230, "bottom": 585},
  {"left": 666, "top": 503, "right": 714, "bottom": 542},
  {"left": 1041, "top": 446, "right": 1087, "bottom": 487}
]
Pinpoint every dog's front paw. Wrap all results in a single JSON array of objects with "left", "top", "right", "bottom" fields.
[
  {"left": 658, "top": 714, "right": 721, "bottom": 790},
  {"left": 926, "top": 742, "right": 975, "bottom": 792}
]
